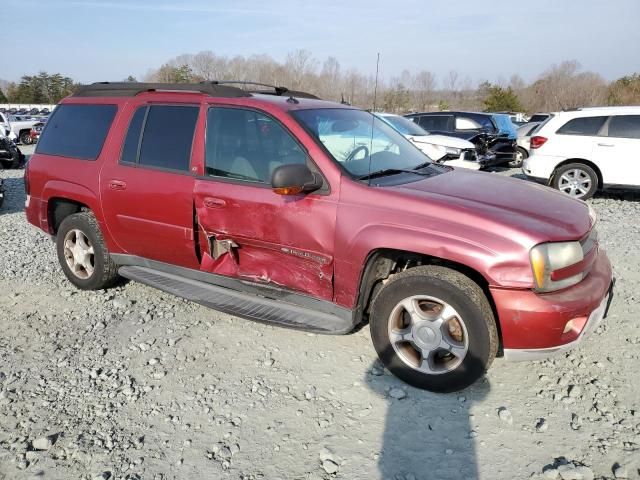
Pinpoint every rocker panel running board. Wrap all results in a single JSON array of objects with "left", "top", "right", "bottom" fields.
[{"left": 118, "top": 265, "right": 356, "bottom": 334}]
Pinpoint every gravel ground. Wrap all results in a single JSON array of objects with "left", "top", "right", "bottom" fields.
[{"left": 1, "top": 149, "right": 639, "bottom": 480}]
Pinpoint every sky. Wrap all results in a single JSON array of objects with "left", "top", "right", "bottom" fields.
[{"left": 5, "top": 0, "right": 640, "bottom": 85}]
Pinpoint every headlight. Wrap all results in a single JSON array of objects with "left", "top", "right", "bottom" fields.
[
  {"left": 530, "top": 241, "right": 584, "bottom": 292},
  {"left": 445, "top": 147, "right": 461, "bottom": 156}
]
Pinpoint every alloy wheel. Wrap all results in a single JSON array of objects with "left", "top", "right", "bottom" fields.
[
  {"left": 63, "top": 229, "right": 95, "bottom": 279},
  {"left": 558, "top": 168, "right": 592, "bottom": 198},
  {"left": 388, "top": 295, "right": 469, "bottom": 375}
]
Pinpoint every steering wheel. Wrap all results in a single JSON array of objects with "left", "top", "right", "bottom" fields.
[{"left": 345, "top": 145, "right": 369, "bottom": 163}]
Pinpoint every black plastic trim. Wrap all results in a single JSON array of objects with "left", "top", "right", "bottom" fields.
[{"left": 111, "top": 254, "right": 353, "bottom": 322}]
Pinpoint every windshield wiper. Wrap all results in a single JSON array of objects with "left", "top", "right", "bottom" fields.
[
  {"left": 411, "top": 161, "right": 432, "bottom": 171},
  {"left": 356, "top": 168, "right": 431, "bottom": 181}
]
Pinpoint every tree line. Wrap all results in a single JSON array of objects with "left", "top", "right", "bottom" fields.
[{"left": 1, "top": 51, "right": 639, "bottom": 114}]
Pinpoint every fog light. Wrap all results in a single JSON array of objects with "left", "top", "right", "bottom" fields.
[{"left": 562, "top": 320, "right": 574, "bottom": 334}]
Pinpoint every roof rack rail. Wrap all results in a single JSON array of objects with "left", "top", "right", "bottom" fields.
[
  {"left": 72, "top": 81, "right": 320, "bottom": 100},
  {"left": 72, "top": 82, "right": 252, "bottom": 98},
  {"left": 210, "top": 81, "right": 320, "bottom": 99}
]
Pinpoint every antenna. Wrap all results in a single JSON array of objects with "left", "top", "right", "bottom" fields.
[{"left": 367, "top": 53, "right": 381, "bottom": 185}]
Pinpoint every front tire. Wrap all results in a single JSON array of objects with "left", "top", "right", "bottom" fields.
[
  {"left": 551, "top": 163, "right": 598, "bottom": 200},
  {"left": 370, "top": 266, "right": 498, "bottom": 393},
  {"left": 56, "top": 212, "right": 119, "bottom": 290}
]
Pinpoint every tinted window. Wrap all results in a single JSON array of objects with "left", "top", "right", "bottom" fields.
[
  {"left": 607, "top": 115, "right": 640, "bottom": 139},
  {"left": 556, "top": 116, "right": 607, "bottom": 136},
  {"left": 36, "top": 104, "right": 117, "bottom": 160},
  {"left": 206, "top": 108, "right": 307, "bottom": 184},
  {"left": 120, "top": 106, "right": 146, "bottom": 164},
  {"left": 529, "top": 114, "right": 550, "bottom": 123},
  {"left": 416, "top": 115, "right": 451, "bottom": 132},
  {"left": 138, "top": 105, "right": 198, "bottom": 171}
]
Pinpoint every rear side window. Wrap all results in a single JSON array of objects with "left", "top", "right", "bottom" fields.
[
  {"left": 122, "top": 105, "right": 199, "bottom": 171},
  {"left": 556, "top": 116, "right": 607, "bottom": 136},
  {"left": 417, "top": 115, "right": 451, "bottom": 132},
  {"left": 36, "top": 104, "right": 117, "bottom": 160},
  {"left": 607, "top": 115, "right": 640, "bottom": 139}
]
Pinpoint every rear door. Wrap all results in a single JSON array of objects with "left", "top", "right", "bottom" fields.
[
  {"left": 594, "top": 114, "right": 640, "bottom": 185},
  {"left": 193, "top": 105, "right": 337, "bottom": 300},
  {"left": 552, "top": 115, "right": 607, "bottom": 167},
  {"left": 100, "top": 102, "right": 202, "bottom": 269}
]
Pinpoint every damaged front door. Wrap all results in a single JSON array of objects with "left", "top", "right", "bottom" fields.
[{"left": 194, "top": 106, "right": 337, "bottom": 300}]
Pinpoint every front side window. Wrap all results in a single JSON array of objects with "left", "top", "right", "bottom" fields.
[
  {"left": 205, "top": 107, "right": 308, "bottom": 184},
  {"left": 556, "top": 116, "right": 607, "bottom": 136},
  {"left": 293, "top": 108, "right": 430, "bottom": 178},
  {"left": 607, "top": 115, "right": 640, "bottom": 139},
  {"left": 138, "top": 105, "right": 199, "bottom": 171},
  {"left": 36, "top": 104, "right": 117, "bottom": 160}
]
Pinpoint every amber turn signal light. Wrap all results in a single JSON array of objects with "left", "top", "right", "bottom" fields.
[{"left": 273, "top": 186, "right": 304, "bottom": 195}]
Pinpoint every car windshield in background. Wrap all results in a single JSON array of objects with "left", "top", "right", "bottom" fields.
[
  {"left": 379, "top": 114, "right": 429, "bottom": 136},
  {"left": 293, "top": 108, "right": 431, "bottom": 178}
]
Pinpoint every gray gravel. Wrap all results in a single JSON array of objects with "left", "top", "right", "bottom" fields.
[{"left": 1, "top": 155, "right": 639, "bottom": 479}]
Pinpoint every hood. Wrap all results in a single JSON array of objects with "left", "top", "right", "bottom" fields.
[
  {"left": 407, "top": 134, "right": 474, "bottom": 149},
  {"left": 388, "top": 169, "right": 591, "bottom": 244}
]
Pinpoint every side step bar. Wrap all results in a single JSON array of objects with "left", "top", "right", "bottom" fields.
[{"left": 118, "top": 266, "right": 356, "bottom": 334}]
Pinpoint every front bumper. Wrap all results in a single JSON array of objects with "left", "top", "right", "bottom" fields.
[{"left": 491, "top": 248, "right": 613, "bottom": 360}]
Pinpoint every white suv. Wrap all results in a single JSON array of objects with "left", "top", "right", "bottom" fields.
[{"left": 523, "top": 106, "right": 640, "bottom": 200}]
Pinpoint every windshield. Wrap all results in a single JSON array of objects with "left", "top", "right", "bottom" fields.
[
  {"left": 378, "top": 114, "right": 429, "bottom": 136},
  {"left": 293, "top": 108, "right": 431, "bottom": 178}
]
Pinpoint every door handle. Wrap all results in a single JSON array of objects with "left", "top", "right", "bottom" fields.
[
  {"left": 204, "top": 197, "right": 226, "bottom": 209},
  {"left": 108, "top": 180, "right": 127, "bottom": 190},
  {"left": 597, "top": 143, "right": 614, "bottom": 147}
]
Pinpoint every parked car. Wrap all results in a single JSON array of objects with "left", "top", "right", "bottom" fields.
[
  {"left": 514, "top": 122, "right": 541, "bottom": 167},
  {"left": 405, "top": 111, "right": 518, "bottom": 167},
  {"left": 0, "top": 123, "right": 24, "bottom": 169},
  {"left": 528, "top": 113, "right": 553, "bottom": 124},
  {"left": 29, "top": 120, "right": 47, "bottom": 143},
  {"left": 0, "top": 177, "right": 4, "bottom": 208},
  {"left": 523, "top": 106, "right": 640, "bottom": 200},
  {"left": 25, "top": 81, "right": 613, "bottom": 393},
  {"left": 1, "top": 112, "right": 42, "bottom": 145},
  {"left": 374, "top": 112, "right": 481, "bottom": 170}
]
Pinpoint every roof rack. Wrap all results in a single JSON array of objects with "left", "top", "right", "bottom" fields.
[
  {"left": 210, "top": 81, "right": 319, "bottom": 99},
  {"left": 72, "top": 81, "right": 319, "bottom": 99},
  {"left": 72, "top": 82, "right": 252, "bottom": 98}
]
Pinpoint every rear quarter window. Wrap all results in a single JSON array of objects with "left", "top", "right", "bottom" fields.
[
  {"left": 36, "top": 104, "right": 117, "bottom": 160},
  {"left": 556, "top": 116, "right": 607, "bottom": 136}
]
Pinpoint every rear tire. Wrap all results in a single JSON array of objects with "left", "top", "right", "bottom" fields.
[
  {"left": 369, "top": 266, "right": 498, "bottom": 393},
  {"left": 56, "top": 212, "right": 119, "bottom": 290},
  {"left": 551, "top": 163, "right": 598, "bottom": 200},
  {"left": 19, "top": 131, "right": 33, "bottom": 145},
  {"left": 509, "top": 147, "right": 528, "bottom": 168}
]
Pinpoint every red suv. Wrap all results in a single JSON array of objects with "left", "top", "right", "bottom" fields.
[{"left": 25, "top": 82, "right": 613, "bottom": 392}]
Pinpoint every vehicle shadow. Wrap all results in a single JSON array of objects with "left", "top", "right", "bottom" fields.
[
  {"left": 366, "top": 350, "right": 489, "bottom": 480},
  {"left": 0, "top": 175, "right": 27, "bottom": 216}
]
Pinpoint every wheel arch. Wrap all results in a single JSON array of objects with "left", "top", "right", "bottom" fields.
[
  {"left": 551, "top": 158, "right": 603, "bottom": 189},
  {"left": 41, "top": 180, "right": 104, "bottom": 236},
  {"left": 353, "top": 248, "right": 503, "bottom": 351}
]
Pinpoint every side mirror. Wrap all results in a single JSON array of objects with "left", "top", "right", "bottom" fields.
[{"left": 271, "top": 164, "right": 323, "bottom": 195}]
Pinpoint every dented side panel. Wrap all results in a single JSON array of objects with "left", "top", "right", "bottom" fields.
[{"left": 194, "top": 180, "right": 338, "bottom": 300}]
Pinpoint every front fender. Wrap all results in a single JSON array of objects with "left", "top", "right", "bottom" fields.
[{"left": 334, "top": 222, "right": 533, "bottom": 308}]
